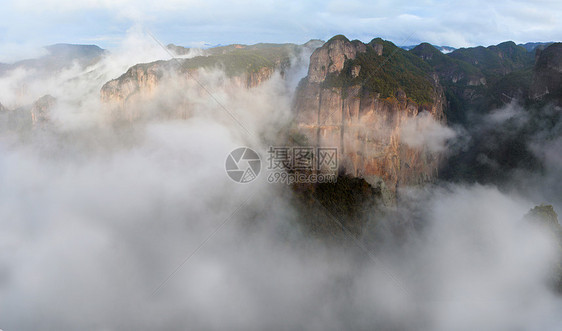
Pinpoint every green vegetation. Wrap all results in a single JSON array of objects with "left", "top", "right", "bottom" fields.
[
  {"left": 179, "top": 43, "right": 301, "bottom": 76},
  {"left": 323, "top": 39, "right": 436, "bottom": 104},
  {"left": 287, "top": 129, "right": 309, "bottom": 147},
  {"left": 411, "top": 43, "right": 482, "bottom": 87},
  {"left": 486, "top": 68, "right": 533, "bottom": 109},
  {"left": 412, "top": 41, "right": 534, "bottom": 92},
  {"left": 525, "top": 204, "right": 560, "bottom": 227},
  {"left": 532, "top": 43, "right": 562, "bottom": 104},
  {"left": 411, "top": 41, "right": 537, "bottom": 125},
  {"left": 449, "top": 41, "right": 534, "bottom": 86},
  {"left": 292, "top": 174, "right": 382, "bottom": 238},
  {"left": 327, "top": 34, "right": 350, "bottom": 43}
]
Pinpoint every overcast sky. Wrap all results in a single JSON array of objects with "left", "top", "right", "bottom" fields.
[{"left": 1, "top": 0, "right": 562, "bottom": 61}]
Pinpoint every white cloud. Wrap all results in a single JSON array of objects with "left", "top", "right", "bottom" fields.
[
  {"left": 1, "top": 0, "right": 562, "bottom": 53},
  {"left": 0, "top": 25, "right": 561, "bottom": 330},
  {"left": 0, "top": 3, "right": 562, "bottom": 329},
  {"left": 400, "top": 112, "right": 457, "bottom": 153}
]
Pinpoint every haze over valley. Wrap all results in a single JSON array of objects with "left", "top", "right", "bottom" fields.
[{"left": 1, "top": 1, "right": 562, "bottom": 330}]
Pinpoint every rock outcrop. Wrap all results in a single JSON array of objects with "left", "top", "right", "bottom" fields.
[
  {"left": 100, "top": 60, "right": 171, "bottom": 105},
  {"left": 294, "top": 36, "right": 447, "bottom": 200},
  {"left": 101, "top": 61, "right": 276, "bottom": 105},
  {"left": 101, "top": 41, "right": 323, "bottom": 121},
  {"left": 307, "top": 35, "right": 365, "bottom": 83},
  {"left": 31, "top": 95, "right": 56, "bottom": 125}
]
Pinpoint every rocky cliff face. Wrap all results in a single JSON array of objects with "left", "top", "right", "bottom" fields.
[
  {"left": 101, "top": 42, "right": 322, "bottom": 121},
  {"left": 0, "top": 95, "right": 57, "bottom": 132},
  {"left": 531, "top": 43, "right": 562, "bottom": 102},
  {"left": 100, "top": 60, "right": 276, "bottom": 121},
  {"left": 307, "top": 36, "right": 365, "bottom": 83},
  {"left": 294, "top": 36, "right": 447, "bottom": 200},
  {"left": 101, "top": 61, "right": 275, "bottom": 103},
  {"left": 101, "top": 61, "right": 168, "bottom": 105},
  {"left": 31, "top": 95, "right": 56, "bottom": 126}
]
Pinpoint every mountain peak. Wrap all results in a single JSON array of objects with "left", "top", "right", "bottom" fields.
[{"left": 327, "top": 34, "right": 350, "bottom": 43}]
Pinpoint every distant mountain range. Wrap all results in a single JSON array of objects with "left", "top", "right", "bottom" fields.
[
  {"left": 0, "top": 43, "right": 105, "bottom": 75},
  {"left": 401, "top": 42, "right": 554, "bottom": 54},
  {"left": 401, "top": 44, "right": 456, "bottom": 53},
  {"left": 518, "top": 41, "right": 555, "bottom": 52},
  {"left": 0, "top": 40, "right": 555, "bottom": 73}
]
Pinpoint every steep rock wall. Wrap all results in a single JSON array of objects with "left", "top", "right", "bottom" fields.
[{"left": 294, "top": 36, "right": 447, "bottom": 199}]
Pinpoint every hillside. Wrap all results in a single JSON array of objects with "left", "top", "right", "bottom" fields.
[{"left": 0, "top": 43, "right": 106, "bottom": 75}]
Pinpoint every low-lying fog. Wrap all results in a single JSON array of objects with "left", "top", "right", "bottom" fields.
[{"left": 0, "top": 30, "right": 561, "bottom": 330}]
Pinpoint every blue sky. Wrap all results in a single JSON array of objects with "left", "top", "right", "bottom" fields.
[{"left": 1, "top": 0, "right": 561, "bottom": 61}]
